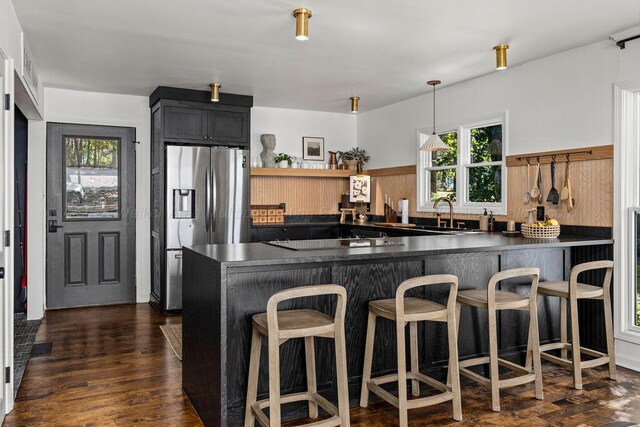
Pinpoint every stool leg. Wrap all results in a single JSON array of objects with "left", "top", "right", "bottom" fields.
[
  {"left": 569, "top": 295, "right": 583, "bottom": 390},
  {"left": 560, "top": 297, "right": 568, "bottom": 360},
  {"left": 360, "top": 311, "right": 377, "bottom": 407},
  {"left": 529, "top": 299, "right": 544, "bottom": 400},
  {"left": 397, "top": 321, "right": 409, "bottom": 427},
  {"left": 447, "top": 302, "right": 462, "bottom": 388},
  {"left": 409, "top": 321, "right": 420, "bottom": 397},
  {"left": 335, "top": 319, "right": 350, "bottom": 426},
  {"left": 244, "top": 327, "right": 262, "bottom": 427},
  {"left": 304, "top": 337, "right": 318, "bottom": 418},
  {"left": 447, "top": 311, "right": 462, "bottom": 421},
  {"left": 267, "top": 333, "right": 281, "bottom": 426},
  {"left": 488, "top": 307, "right": 501, "bottom": 412},
  {"left": 525, "top": 313, "right": 533, "bottom": 371},
  {"left": 603, "top": 291, "right": 617, "bottom": 380}
]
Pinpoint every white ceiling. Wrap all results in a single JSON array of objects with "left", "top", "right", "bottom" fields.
[{"left": 12, "top": 0, "right": 640, "bottom": 113}]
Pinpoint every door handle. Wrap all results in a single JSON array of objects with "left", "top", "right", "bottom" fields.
[
  {"left": 48, "top": 220, "right": 63, "bottom": 233},
  {"left": 205, "top": 165, "right": 211, "bottom": 232},
  {"left": 211, "top": 167, "right": 216, "bottom": 232}
]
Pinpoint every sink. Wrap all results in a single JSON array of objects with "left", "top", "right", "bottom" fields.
[{"left": 413, "top": 225, "right": 482, "bottom": 234}]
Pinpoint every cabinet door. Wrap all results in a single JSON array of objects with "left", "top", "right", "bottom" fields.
[
  {"left": 164, "top": 106, "right": 208, "bottom": 141},
  {"left": 309, "top": 226, "right": 339, "bottom": 240},
  {"left": 208, "top": 110, "right": 248, "bottom": 144}
]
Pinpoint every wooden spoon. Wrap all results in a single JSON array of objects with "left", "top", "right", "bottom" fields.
[
  {"left": 530, "top": 162, "right": 540, "bottom": 199},
  {"left": 560, "top": 159, "right": 570, "bottom": 201}
]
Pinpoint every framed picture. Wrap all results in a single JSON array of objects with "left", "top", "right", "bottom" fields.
[
  {"left": 302, "top": 137, "right": 325, "bottom": 161},
  {"left": 350, "top": 175, "right": 371, "bottom": 203}
]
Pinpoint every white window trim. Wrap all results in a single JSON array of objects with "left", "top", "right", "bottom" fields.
[
  {"left": 417, "top": 112, "right": 508, "bottom": 215},
  {"left": 613, "top": 80, "right": 640, "bottom": 361}
]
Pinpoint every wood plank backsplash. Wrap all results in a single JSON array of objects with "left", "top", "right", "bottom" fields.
[
  {"left": 251, "top": 176, "right": 349, "bottom": 215},
  {"left": 250, "top": 157, "right": 612, "bottom": 227},
  {"left": 371, "top": 159, "right": 613, "bottom": 227}
]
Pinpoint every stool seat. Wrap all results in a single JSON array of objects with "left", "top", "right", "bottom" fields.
[
  {"left": 252, "top": 309, "right": 335, "bottom": 339},
  {"left": 369, "top": 297, "right": 447, "bottom": 321},
  {"left": 538, "top": 281, "right": 604, "bottom": 299},
  {"left": 457, "top": 289, "right": 529, "bottom": 309}
]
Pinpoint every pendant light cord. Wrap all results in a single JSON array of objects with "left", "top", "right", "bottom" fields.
[{"left": 432, "top": 84, "right": 436, "bottom": 135}]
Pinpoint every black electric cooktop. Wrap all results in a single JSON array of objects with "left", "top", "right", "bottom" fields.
[{"left": 263, "top": 238, "right": 405, "bottom": 251}]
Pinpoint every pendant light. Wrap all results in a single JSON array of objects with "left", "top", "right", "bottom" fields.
[
  {"left": 420, "top": 80, "right": 449, "bottom": 152},
  {"left": 350, "top": 96, "right": 359, "bottom": 113},
  {"left": 210, "top": 83, "right": 221, "bottom": 102},
  {"left": 293, "top": 8, "right": 312, "bottom": 41},
  {"left": 493, "top": 45, "right": 509, "bottom": 70}
]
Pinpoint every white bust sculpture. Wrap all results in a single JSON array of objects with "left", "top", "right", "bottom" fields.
[{"left": 260, "top": 134, "right": 276, "bottom": 167}]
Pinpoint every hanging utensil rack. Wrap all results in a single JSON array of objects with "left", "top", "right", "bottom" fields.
[{"left": 505, "top": 144, "right": 612, "bottom": 167}]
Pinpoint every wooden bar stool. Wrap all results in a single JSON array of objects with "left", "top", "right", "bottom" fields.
[
  {"left": 534, "top": 260, "right": 616, "bottom": 390},
  {"left": 456, "top": 268, "right": 543, "bottom": 412},
  {"left": 244, "top": 285, "right": 349, "bottom": 427},
  {"left": 360, "top": 274, "right": 462, "bottom": 427}
]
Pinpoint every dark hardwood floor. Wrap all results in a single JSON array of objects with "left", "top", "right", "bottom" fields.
[{"left": 5, "top": 303, "right": 640, "bottom": 426}]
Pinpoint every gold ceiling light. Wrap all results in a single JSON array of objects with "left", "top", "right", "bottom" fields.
[
  {"left": 350, "top": 96, "right": 359, "bottom": 113},
  {"left": 493, "top": 44, "right": 509, "bottom": 70},
  {"left": 420, "top": 80, "right": 449, "bottom": 152},
  {"left": 210, "top": 83, "right": 221, "bottom": 102},
  {"left": 293, "top": 8, "right": 312, "bottom": 41}
]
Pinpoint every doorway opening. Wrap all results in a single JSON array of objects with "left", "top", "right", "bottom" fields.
[{"left": 13, "top": 105, "right": 40, "bottom": 396}]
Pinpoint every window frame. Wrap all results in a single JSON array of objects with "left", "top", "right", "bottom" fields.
[{"left": 417, "top": 112, "right": 508, "bottom": 215}]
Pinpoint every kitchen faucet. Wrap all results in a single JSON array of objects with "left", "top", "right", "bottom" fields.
[{"left": 433, "top": 197, "right": 454, "bottom": 228}]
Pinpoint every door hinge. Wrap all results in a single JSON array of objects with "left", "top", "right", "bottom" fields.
[
  {"left": 3, "top": 230, "right": 9, "bottom": 247},
  {"left": 5, "top": 367, "right": 9, "bottom": 384},
  {"left": 4, "top": 94, "right": 9, "bottom": 111}
]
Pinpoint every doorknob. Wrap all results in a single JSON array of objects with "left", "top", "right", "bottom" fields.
[{"left": 48, "top": 220, "right": 63, "bottom": 233}]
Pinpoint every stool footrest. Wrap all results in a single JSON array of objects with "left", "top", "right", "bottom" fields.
[
  {"left": 367, "top": 371, "right": 453, "bottom": 410},
  {"left": 540, "top": 343, "right": 610, "bottom": 369},
  {"left": 459, "top": 356, "right": 535, "bottom": 389},
  {"left": 251, "top": 391, "right": 340, "bottom": 427}
]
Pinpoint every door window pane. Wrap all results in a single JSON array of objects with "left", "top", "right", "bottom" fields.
[
  {"left": 470, "top": 124, "right": 502, "bottom": 163},
  {"left": 429, "top": 169, "right": 456, "bottom": 202},
  {"left": 431, "top": 131, "right": 458, "bottom": 167},
  {"left": 468, "top": 166, "right": 502, "bottom": 202},
  {"left": 65, "top": 137, "right": 120, "bottom": 220}
]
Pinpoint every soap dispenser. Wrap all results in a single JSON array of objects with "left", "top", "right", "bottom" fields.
[
  {"left": 488, "top": 211, "right": 496, "bottom": 232},
  {"left": 479, "top": 208, "right": 489, "bottom": 231}
]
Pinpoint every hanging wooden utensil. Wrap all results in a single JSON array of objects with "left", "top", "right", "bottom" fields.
[
  {"left": 530, "top": 161, "right": 540, "bottom": 199},
  {"left": 560, "top": 155, "right": 570, "bottom": 201},
  {"left": 567, "top": 160, "right": 574, "bottom": 212}
]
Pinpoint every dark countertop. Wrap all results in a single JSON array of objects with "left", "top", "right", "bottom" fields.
[
  {"left": 186, "top": 234, "right": 613, "bottom": 267},
  {"left": 251, "top": 221, "right": 340, "bottom": 228}
]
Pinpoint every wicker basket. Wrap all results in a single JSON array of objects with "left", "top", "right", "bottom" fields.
[{"left": 520, "top": 223, "right": 560, "bottom": 239}]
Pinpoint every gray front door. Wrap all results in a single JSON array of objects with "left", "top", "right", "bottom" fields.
[{"left": 46, "top": 123, "right": 136, "bottom": 308}]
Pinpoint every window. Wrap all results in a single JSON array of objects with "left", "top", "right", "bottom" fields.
[
  {"left": 64, "top": 136, "right": 121, "bottom": 220},
  {"left": 417, "top": 113, "right": 507, "bottom": 214}
]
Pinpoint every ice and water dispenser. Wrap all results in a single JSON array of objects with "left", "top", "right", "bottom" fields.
[{"left": 173, "top": 189, "right": 195, "bottom": 219}]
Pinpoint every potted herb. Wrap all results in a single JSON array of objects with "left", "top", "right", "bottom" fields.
[
  {"left": 274, "top": 153, "right": 294, "bottom": 168},
  {"left": 337, "top": 148, "right": 370, "bottom": 172}
]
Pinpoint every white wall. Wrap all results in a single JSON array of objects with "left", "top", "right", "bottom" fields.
[
  {"left": 358, "top": 40, "right": 640, "bottom": 168},
  {"left": 27, "top": 88, "right": 150, "bottom": 319},
  {"left": 251, "top": 106, "right": 357, "bottom": 164}
]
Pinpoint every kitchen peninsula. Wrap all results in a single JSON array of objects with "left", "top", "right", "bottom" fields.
[{"left": 181, "top": 232, "right": 612, "bottom": 426}]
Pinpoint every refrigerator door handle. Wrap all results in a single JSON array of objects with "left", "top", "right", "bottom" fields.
[
  {"left": 211, "top": 164, "right": 217, "bottom": 232},
  {"left": 205, "top": 164, "right": 211, "bottom": 232}
]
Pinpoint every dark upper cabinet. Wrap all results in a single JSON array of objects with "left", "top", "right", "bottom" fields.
[
  {"left": 162, "top": 103, "right": 249, "bottom": 145},
  {"left": 208, "top": 110, "right": 248, "bottom": 144},
  {"left": 163, "top": 106, "right": 208, "bottom": 140}
]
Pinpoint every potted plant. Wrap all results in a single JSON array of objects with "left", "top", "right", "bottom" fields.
[
  {"left": 274, "top": 153, "right": 294, "bottom": 168},
  {"left": 338, "top": 148, "right": 370, "bottom": 172}
]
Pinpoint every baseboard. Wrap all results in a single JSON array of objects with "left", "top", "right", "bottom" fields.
[{"left": 616, "top": 339, "right": 640, "bottom": 372}]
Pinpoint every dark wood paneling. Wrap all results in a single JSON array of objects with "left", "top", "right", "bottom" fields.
[
  {"left": 163, "top": 106, "right": 208, "bottom": 141},
  {"left": 501, "top": 248, "right": 567, "bottom": 355},
  {"left": 571, "top": 244, "right": 614, "bottom": 352},
  {"left": 256, "top": 227, "right": 309, "bottom": 242},
  {"left": 149, "top": 86, "right": 253, "bottom": 108},
  {"left": 208, "top": 110, "right": 248, "bottom": 143}
]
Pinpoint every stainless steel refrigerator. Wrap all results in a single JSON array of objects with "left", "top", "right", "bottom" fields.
[{"left": 165, "top": 145, "right": 250, "bottom": 310}]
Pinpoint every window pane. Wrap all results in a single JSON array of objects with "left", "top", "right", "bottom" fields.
[
  {"left": 468, "top": 166, "right": 501, "bottom": 202},
  {"left": 65, "top": 137, "right": 120, "bottom": 219},
  {"left": 470, "top": 124, "right": 502, "bottom": 163},
  {"left": 431, "top": 132, "right": 457, "bottom": 167},
  {"left": 429, "top": 169, "right": 456, "bottom": 202}
]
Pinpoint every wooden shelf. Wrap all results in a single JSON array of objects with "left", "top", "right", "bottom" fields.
[{"left": 250, "top": 168, "right": 354, "bottom": 178}]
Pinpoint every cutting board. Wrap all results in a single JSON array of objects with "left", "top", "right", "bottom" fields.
[{"left": 373, "top": 222, "right": 416, "bottom": 227}]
